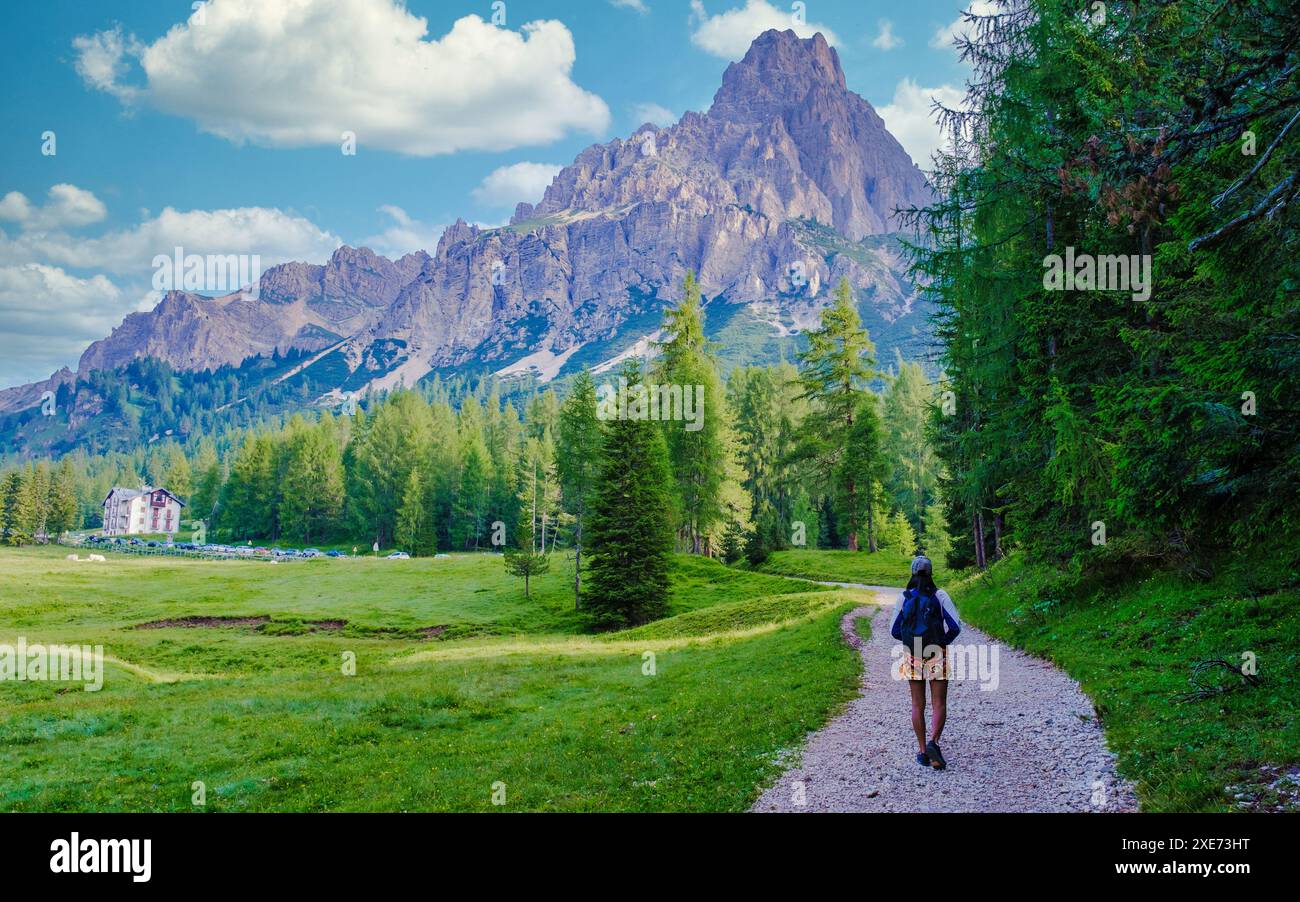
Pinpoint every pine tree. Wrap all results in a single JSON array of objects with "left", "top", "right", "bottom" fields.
[
  {"left": 795, "top": 278, "right": 878, "bottom": 550},
  {"left": 47, "top": 459, "right": 80, "bottom": 538},
  {"left": 190, "top": 441, "right": 223, "bottom": 522},
  {"left": 18, "top": 463, "right": 52, "bottom": 542},
  {"left": 921, "top": 501, "right": 953, "bottom": 565},
  {"left": 503, "top": 511, "right": 549, "bottom": 598},
  {"left": 0, "top": 471, "right": 25, "bottom": 545},
  {"left": 219, "top": 433, "right": 277, "bottom": 540},
  {"left": 882, "top": 357, "right": 941, "bottom": 530},
  {"left": 654, "top": 271, "right": 728, "bottom": 554},
  {"left": 279, "top": 417, "right": 345, "bottom": 543},
  {"left": 556, "top": 370, "right": 601, "bottom": 609},
  {"left": 838, "top": 393, "right": 887, "bottom": 552},
  {"left": 454, "top": 442, "right": 489, "bottom": 551},
  {"left": 587, "top": 361, "right": 676, "bottom": 627},
  {"left": 395, "top": 469, "right": 436, "bottom": 557}
]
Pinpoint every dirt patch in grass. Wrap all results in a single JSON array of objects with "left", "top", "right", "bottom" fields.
[
  {"left": 135, "top": 616, "right": 271, "bottom": 630},
  {"left": 307, "top": 619, "right": 347, "bottom": 631},
  {"left": 132, "top": 615, "right": 450, "bottom": 640}
]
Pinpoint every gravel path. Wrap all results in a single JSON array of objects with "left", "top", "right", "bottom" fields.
[{"left": 752, "top": 588, "right": 1139, "bottom": 813}]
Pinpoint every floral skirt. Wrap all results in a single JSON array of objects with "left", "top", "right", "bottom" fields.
[{"left": 896, "top": 647, "right": 952, "bottom": 682}]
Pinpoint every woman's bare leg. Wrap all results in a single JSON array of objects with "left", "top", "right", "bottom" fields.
[
  {"left": 909, "top": 679, "right": 928, "bottom": 752},
  {"left": 929, "top": 677, "right": 949, "bottom": 743}
]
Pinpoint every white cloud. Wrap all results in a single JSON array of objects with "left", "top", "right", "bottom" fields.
[
  {"left": 689, "top": 0, "right": 839, "bottom": 60},
  {"left": 472, "top": 162, "right": 564, "bottom": 208},
  {"left": 360, "top": 206, "right": 444, "bottom": 258},
  {"left": 0, "top": 264, "right": 127, "bottom": 389},
  {"left": 71, "top": 26, "right": 142, "bottom": 102},
  {"left": 930, "top": 1, "right": 999, "bottom": 53},
  {"left": 610, "top": 0, "right": 649, "bottom": 12},
  {"left": 1, "top": 204, "right": 341, "bottom": 277},
  {"left": 0, "top": 188, "right": 345, "bottom": 387},
  {"left": 871, "top": 20, "right": 902, "bottom": 51},
  {"left": 72, "top": 0, "right": 611, "bottom": 156},
  {"left": 0, "top": 185, "right": 108, "bottom": 231},
  {"left": 632, "top": 102, "right": 677, "bottom": 128},
  {"left": 877, "top": 78, "right": 965, "bottom": 168}
]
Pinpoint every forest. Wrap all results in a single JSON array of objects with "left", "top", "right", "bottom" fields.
[{"left": 0, "top": 274, "right": 940, "bottom": 625}]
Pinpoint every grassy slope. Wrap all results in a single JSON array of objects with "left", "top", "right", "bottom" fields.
[
  {"left": 0, "top": 548, "right": 861, "bottom": 812},
  {"left": 951, "top": 555, "right": 1299, "bottom": 812},
  {"left": 754, "top": 548, "right": 944, "bottom": 586}
]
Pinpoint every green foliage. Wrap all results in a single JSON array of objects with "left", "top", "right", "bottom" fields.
[
  {"left": 881, "top": 356, "right": 940, "bottom": 531},
  {"left": 556, "top": 370, "right": 602, "bottom": 608},
  {"left": 395, "top": 469, "right": 437, "bottom": 557},
  {"left": 838, "top": 394, "right": 886, "bottom": 551},
  {"left": 875, "top": 509, "right": 918, "bottom": 554},
  {"left": 793, "top": 278, "right": 881, "bottom": 551},
  {"left": 654, "top": 272, "right": 729, "bottom": 554},
  {"left": 586, "top": 362, "right": 677, "bottom": 627},
  {"left": 908, "top": 0, "right": 1299, "bottom": 569},
  {"left": 955, "top": 551, "right": 1300, "bottom": 812},
  {"left": 503, "top": 515, "right": 549, "bottom": 598},
  {"left": 921, "top": 501, "right": 952, "bottom": 565}
]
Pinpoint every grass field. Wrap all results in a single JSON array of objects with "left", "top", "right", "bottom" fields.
[
  {"left": 752, "top": 548, "right": 942, "bottom": 586},
  {"left": 952, "top": 555, "right": 1300, "bottom": 812},
  {"left": 0, "top": 547, "right": 865, "bottom": 812}
]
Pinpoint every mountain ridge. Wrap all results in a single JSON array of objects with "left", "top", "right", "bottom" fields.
[{"left": 1, "top": 30, "right": 935, "bottom": 446}]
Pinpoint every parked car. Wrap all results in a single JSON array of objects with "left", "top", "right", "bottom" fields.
[
  {"left": 325, "top": 550, "right": 345, "bottom": 558},
  {"left": 386, "top": 551, "right": 411, "bottom": 560},
  {"left": 302, "top": 548, "right": 323, "bottom": 558}
]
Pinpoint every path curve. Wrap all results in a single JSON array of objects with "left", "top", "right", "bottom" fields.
[{"left": 752, "top": 588, "right": 1138, "bottom": 813}]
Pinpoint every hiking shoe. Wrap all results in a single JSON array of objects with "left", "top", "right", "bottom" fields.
[
  {"left": 915, "top": 752, "right": 931, "bottom": 768},
  {"left": 925, "top": 741, "right": 947, "bottom": 770}
]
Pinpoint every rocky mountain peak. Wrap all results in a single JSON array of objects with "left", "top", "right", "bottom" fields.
[
  {"left": 2, "top": 30, "right": 935, "bottom": 424},
  {"left": 711, "top": 30, "right": 845, "bottom": 119}
]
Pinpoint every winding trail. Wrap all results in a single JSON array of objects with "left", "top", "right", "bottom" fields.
[{"left": 752, "top": 587, "right": 1139, "bottom": 813}]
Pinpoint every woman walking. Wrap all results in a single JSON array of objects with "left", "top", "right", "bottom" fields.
[{"left": 890, "top": 555, "right": 962, "bottom": 770}]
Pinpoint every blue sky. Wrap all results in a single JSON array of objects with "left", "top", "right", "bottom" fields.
[{"left": 0, "top": 0, "right": 978, "bottom": 389}]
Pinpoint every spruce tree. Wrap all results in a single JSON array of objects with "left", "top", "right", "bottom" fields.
[
  {"left": 503, "top": 515, "right": 549, "bottom": 598},
  {"left": 587, "top": 361, "right": 676, "bottom": 627},
  {"left": 795, "top": 278, "right": 878, "bottom": 550},
  {"left": 0, "top": 471, "right": 25, "bottom": 545},
  {"left": 47, "top": 459, "right": 80, "bottom": 539}
]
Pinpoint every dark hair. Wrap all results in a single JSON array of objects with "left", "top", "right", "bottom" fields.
[{"left": 907, "top": 569, "right": 938, "bottom": 595}]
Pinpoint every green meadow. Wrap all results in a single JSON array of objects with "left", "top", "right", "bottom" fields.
[{"left": 0, "top": 547, "right": 865, "bottom": 812}]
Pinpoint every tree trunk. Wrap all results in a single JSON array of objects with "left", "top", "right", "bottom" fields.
[
  {"left": 993, "top": 512, "right": 1005, "bottom": 561},
  {"left": 865, "top": 483, "right": 878, "bottom": 553},
  {"left": 574, "top": 514, "right": 582, "bottom": 611},
  {"left": 973, "top": 510, "right": 988, "bottom": 569},
  {"left": 847, "top": 479, "right": 859, "bottom": 551}
]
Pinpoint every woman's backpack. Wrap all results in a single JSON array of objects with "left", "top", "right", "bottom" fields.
[{"left": 891, "top": 587, "right": 947, "bottom": 652}]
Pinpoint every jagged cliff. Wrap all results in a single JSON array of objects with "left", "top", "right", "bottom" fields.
[{"left": 2, "top": 29, "right": 932, "bottom": 418}]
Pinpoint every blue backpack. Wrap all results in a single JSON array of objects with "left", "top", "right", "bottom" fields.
[{"left": 891, "top": 587, "right": 947, "bottom": 652}]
